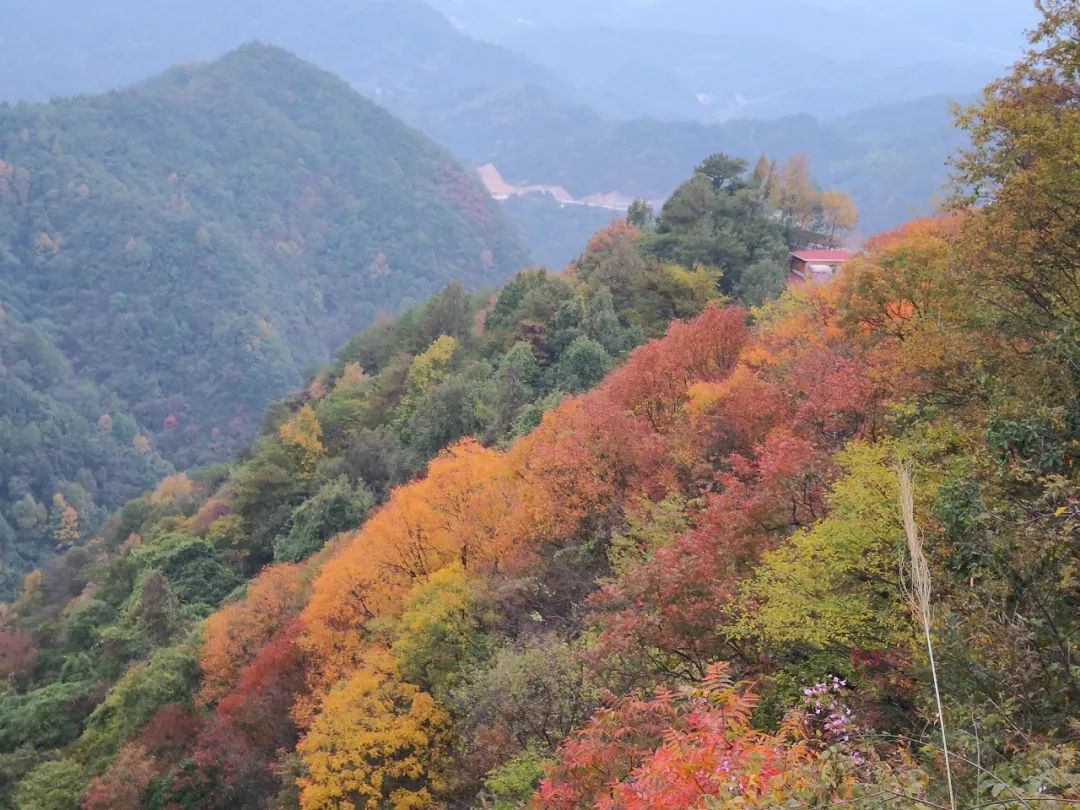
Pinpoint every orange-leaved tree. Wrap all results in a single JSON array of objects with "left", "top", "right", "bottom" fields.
[
  {"left": 199, "top": 562, "right": 308, "bottom": 706},
  {"left": 300, "top": 439, "right": 515, "bottom": 691}
]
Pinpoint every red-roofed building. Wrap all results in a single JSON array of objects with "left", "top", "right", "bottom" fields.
[{"left": 788, "top": 249, "right": 854, "bottom": 284}]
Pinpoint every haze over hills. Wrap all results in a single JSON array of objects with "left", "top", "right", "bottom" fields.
[
  {"left": 429, "top": 0, "right": 1035, "bottom": 65},
  {"left": 0, "top": 0, "right": 573, "bottom": 115},
  {"left": 0, "top": 0, "right": 1038, "bottom": 264},
  {"left": 489, "top": 25, "right": 996, "bottom": 122},
  {"left": 0, "top": 43, "right": 527, "bottom": 587},
  {"left": 428, "top": 0, "right": 1036, "bottom": 120},
  {"left": 4, "top": 0, "right": 1029, "bottom": 116}
]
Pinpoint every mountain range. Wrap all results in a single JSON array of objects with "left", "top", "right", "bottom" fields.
[{"left": 0, "top": 0, "right": 1039, "bottom": 261}]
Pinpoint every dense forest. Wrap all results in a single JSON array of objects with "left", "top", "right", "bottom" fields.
[
  {"left": 0, "top": 311, "right": 174, "bottom": 599},
  {"left": 0, "top": 43, "right": 527, "bottom": 594},
  {"left": 2, "top": 3, "right": 1079, "bottom": 810},
  {"left": 0, "top": 145, "right": 799, "bottom": 807}
]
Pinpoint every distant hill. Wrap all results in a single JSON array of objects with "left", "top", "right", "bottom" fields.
[
  {"left": 468, "top": 95, "right": 971, "bottom": 239},
  {"left": 0, "top": 0, "right": 999, "bottom": 259},
  {"left": 428, "top": 0, "right": 1033, "bottom": 121},
  {"left": 0, "top": 43, "right": 528, "bottom": 582},
  {"left": 490, "top": 24, "right": 999, "bottom": 122}
]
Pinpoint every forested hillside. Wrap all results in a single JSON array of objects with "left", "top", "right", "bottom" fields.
[
  {"left": 0, "top": 43, "right": 527, "bottom": 592},
  {"left": 0, "top": 151, "right": 797, "bottom": 807},
  {"left": 0, "top": 311, "right": 173, "bottom": 598},
  {"left": 2, "top": 4, "right": 1079, "bottom": 809}
]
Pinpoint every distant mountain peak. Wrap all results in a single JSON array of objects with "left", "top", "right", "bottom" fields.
[{"left": 0, "top": 45, "right": 529, "bottom": 477}]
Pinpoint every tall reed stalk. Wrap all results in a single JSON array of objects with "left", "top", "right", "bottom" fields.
[{"left": 897, "top": 463, "right": 956, "bottom": 810}]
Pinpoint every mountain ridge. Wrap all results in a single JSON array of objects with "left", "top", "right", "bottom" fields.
[{"left": 0, "top": 42, "right": 528, "bottom": 592}]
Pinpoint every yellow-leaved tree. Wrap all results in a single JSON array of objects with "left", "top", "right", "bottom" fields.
[
  {"left": 279, "top": 404, "right": 325, "bottom": 476},
  {"left": 300, "top": 439, "right": 514, "bottom": 691},
  {"left": 391, "top": 563, "right": 492, "bottom": 698},
  {"left": 394, "top": 336, "right": 458, "bottom": 429},
  {"left": 297, "top": 652, "right": 451, "bottom": 810},
  {"left": 49, "top": 493, "right": 79, "bottom": 547},
  {"left": 819, "top": 189, "right": 857, "bottom": 244}
]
